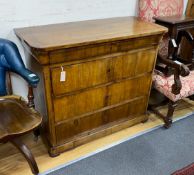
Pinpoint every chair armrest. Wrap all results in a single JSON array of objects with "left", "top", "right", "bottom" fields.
[
  {"left": 0, "top": 38, "right": 40, "bottom": 87},
  {"left": 158, "top": 55, "right": 190, "bottom": 77},
  {"left": 157, "top": 55, "right": 190, "bottom": 95},
  {"left": 156, "top": 30, "right": 192, "bottom": 95},
  {"left": 23, "top": 69, "right": 40, "bottom": 87}
]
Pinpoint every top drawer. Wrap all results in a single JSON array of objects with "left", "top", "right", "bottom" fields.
[
  {"left": 49, "top": 35, "right": 160, "bottom": 64},
  {"left": 51, "top": 48, "right": 156, "bottom": 96}
]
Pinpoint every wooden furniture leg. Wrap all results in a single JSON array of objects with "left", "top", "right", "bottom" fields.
[
  {"left": 164, "top": 100, "right": 177, "bottom": 128},
  {"left": 150, "top": 100, "right": 177, "bottom": 128},
  {"left": 27, "top": 86, "right": 41, "bottom": 142},
  {"left": 10, "top": 137, "right": 39, "bottom": 175}
]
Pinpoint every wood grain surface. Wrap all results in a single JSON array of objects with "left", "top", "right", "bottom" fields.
[
  {"left": 15, "top": 16, "right": 167, "bottom": 156},
  {"left": 15, "top": 16, "right": 166, "bottom": 51}
]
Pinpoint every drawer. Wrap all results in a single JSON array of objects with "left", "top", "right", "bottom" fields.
[
  {"left": 55, "top": 97, "right": 147, "bottom": 144},
  {"left": 49, "top": 35, "right": 160, "bottom": 64},
  {"left": 106, "top": 96, "right": 147, "bottom": 123},
  {"left": 53, "top": 87, "right": 107, "bottom": 122},
  {"left": 51, "top": 58, "right": 111, "bottom": 96},
  {"left": 53, "top": 74, "right": 151, "bottom": 122},
  {"left": 107, "top": 74, "right": 151, "bottom": 106},
  {"left": 111, "top": 48, "right": 156, "bottom": 79},
  {"left": 51, "top": 48, "right": 156, "bottom": 96},
  {"left": 135, "top": 49, "right": 157, "bottom": 75}
]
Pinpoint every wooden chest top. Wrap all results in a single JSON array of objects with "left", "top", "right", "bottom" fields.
[{"left": 14, "top": 16, "right": 167, "bottom": 51}]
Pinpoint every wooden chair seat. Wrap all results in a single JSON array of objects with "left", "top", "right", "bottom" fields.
[{"left": 0, "top": 97, "right": 42, "bottom": 142}]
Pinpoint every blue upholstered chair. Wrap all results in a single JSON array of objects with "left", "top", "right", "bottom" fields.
[{"left": 0, "top": 39, "right": 42, "bottom": 175}]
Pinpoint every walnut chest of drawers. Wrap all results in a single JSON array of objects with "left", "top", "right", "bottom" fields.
[{"left": 15, "top": 16, "right": 167, "bottom": 156}]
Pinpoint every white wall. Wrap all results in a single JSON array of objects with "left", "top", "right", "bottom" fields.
[{"left": 0, "top": 0, "right": 188, "bottom": 98}]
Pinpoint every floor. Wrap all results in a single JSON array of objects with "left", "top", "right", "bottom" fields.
[{"left": 0, "top": 99, "right": 194, "bottom": 175}]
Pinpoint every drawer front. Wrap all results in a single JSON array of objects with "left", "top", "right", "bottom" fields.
[
  {"left": 49, "top": 35, "right": 160, "bottom": 64},
  {"left": 54, "top": 87, "right": 107, "bottom": 122},
  {"left": 51, "top": 58, "right": 111, "bottom": 96},
  {"left": 51, "top": 48, "right": 156, "bottom": 96},
  {"left": 111, "top": 49, "right": 156, "bottom": 80},
  {"left": 107, "top": 74, "right": 151, "bottom": 106},
  {"left": 53, "top": 74, "right": 151, "bottom": 122},
  {"left": 55, "top": 97, "right": 147, "bottom": 144},
  {"left": 105, "top": 97, "right": 147, "bottom": 123},
  {"left": 135, "top": 49, "right": 157, "bottom": 75}
]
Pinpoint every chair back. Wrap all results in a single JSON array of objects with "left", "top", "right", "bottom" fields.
[
  {"left": 138, "top": 0, "right": 184, "bottom": 60},
  {"left": 139, "top": 0, "right": 184, "bottom": 22}
]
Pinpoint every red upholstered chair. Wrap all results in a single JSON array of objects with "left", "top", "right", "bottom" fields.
[
  {"left": 139, "top": 0, "right": 194, "bottom": 128},
  {"left": 139, "top": 0, "right": 183, "bottom": 58},
  {"left": 139, "top": 0, "right": 183, "bottom": 22}
]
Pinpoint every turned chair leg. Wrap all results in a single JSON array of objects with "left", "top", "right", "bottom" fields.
[
  {"left": 150, "top": 100, "right": 177, "bottom": 129},
  {"left": 10, "top": 138, "right": 39, "bottom": 175},
  {"left": 164, "top": 100, "right": 177, "bottom": 129},
  {"left": 33, "top": 128, "right": 40, "bottom": 142}
]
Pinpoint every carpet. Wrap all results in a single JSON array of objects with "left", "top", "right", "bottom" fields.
[{"left": 44, "top": 114, "right": 194, "bottom": 175}]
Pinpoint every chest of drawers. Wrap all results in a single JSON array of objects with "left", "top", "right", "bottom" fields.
[{"left": 15, "top": 16, "right": 167, "bottom": 156}]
